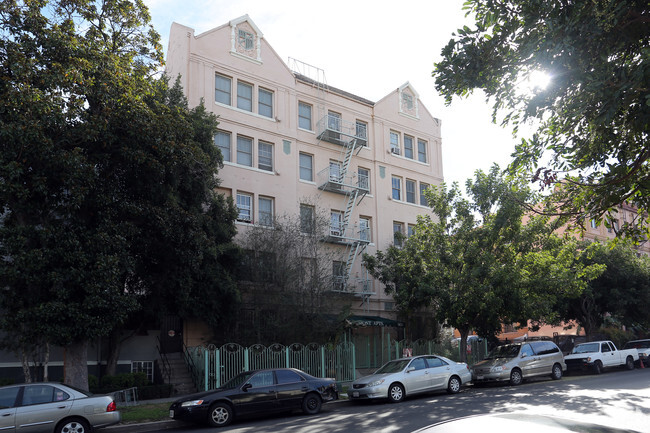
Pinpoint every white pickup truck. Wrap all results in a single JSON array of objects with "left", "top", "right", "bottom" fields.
[{"left": 564, "top": 340, "right": 638, "bottom": 374}]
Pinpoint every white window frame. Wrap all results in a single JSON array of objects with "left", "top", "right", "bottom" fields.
[
  {"left": 392, "top": 176, "right": 402, "bottom": 201},
  {"left": 238, "top": 29, "right": 254, "bottom": 50},
  {"left": 258, "top": 196, "right": 274, "bottom": 227},
  {"left": 417, "top": 139, "right": 427, "bottom": 163},
  {"left": 420, "top": 182, "right": 429, "bottom": 206},
  {"left": 131, "top": 361, "right": 154, "bottom": 383},
  {"left": 359, "top": 217, "right": 371, "bottom": 242},
  {"left": 258, "top": 141, "right": 273, "bottom": 172},
  {"left": 390, "top": 131, "right": 400, "bottom": 155},
  {"left": 299, "top": 152, "right": 313, "bottom": 181},
  {"left": 393, "top": 222, "right": 404, "bottom": 247},
  {"left": 300, "top": 204, "right": 315, "bottom": 234},
  {"left": 406, "top": 179, "right": 416, "bottom": 203},
  {"left": 237, "top": 136, "right": 253, "bottom": 167},
  {"left": 214, "top": 131, "right": 231, "bottom": 162},
  {"left": 298, "top": 102, "right": 312, "bottom": 130},
  {"left": 330, "top": 211, "right": 343, "bottom": 236},
  {"left": 404, "top": 135, "right": 414, "bottom": 159},
  {"left": 237, "top": 193, "right": 253, "bottom": 222},
  {"left": 258, "top": 88, "right": 273, "bottom": 118},
  {"left": 358, "top": 167, "right": 370, "bottom": 192},
  {"left": 237, "top": 81, "right": 253, "bottom": 112},
  {"left": 215, "top": 74, "right": 232, "bottom": 105}
]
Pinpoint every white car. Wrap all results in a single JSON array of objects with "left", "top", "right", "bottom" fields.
[
  {"left": 622, "top": 339, "right": 650, "bottom": 367},
  {"left": 347, "top": 355, "right": 471, "bottom": 403}
]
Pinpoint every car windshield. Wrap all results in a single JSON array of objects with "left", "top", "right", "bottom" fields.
[
  {"left": 623, "top": 341, "right": 650, "bottom": 349},
  {"left": 571, "top": 343, "right": 599, "bottom": 354},
  {"left": 485, "top": 344, "right": 520, "bottom": 359},
  {"left": 221, "top": 371, "right": 256, "bottom": 390},
  {"left": 375, "top": 359, "right": 410, "bottom": 374}
]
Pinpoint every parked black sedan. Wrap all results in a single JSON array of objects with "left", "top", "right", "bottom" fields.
[{"left": 168, "top": 368, "right": 338, "bottom": 427}]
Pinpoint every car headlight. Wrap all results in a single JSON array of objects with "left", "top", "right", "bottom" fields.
[
  {"left": 367, "top": 379, "right": 385, "bottom": 388},
  {"left": 639, "top": 352, "right": 648, "bottom": 357},
  {"left": 490, "top": 366, "right": 507, "bottom": 373},
  {"left": 181, "top": 399, "right": 204, "bottom": 407}
]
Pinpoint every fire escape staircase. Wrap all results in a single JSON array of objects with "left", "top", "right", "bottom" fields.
[{"left": 317, "top": 115, "right": 373, "bottom": 303}]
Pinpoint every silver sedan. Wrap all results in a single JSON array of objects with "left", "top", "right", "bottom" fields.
[
  {"left": 0, "top": 382, "right": 121, "bottom": 433},
  {"left": 347, "top": 355, "right": 471, "bottom": 403}
]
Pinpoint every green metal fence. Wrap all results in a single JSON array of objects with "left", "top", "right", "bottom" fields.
[
  {"left": 186, "top": 342, "right": 355, "bottom": 391},
  {"left": 185, "top": 337, "right": 487, "bottom": 391}
]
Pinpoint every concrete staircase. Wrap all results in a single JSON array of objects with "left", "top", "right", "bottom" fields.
[{"left": 163, "top": 352, "right": 197, "bottom": 396}]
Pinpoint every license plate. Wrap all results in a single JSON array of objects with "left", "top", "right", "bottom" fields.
[
  {"left": 352, "top": 391, "right": 359, "bottom": 398},
  {"left": 169, "top": 410, "right": 174, "bottom": 418},
  {"left": 477, "top": 375, "right": 484, "bottom": 380}
]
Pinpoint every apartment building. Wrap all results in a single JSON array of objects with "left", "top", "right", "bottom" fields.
[{"left": 166, "top": 15, "right": 444, "bottom": 342}]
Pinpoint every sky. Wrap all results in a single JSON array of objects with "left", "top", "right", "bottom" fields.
[{"left": 142, "top": 0, "right": 523, "bottom": 189}]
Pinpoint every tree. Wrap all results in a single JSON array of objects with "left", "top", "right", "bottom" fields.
[
  {"left": 234, "top": 205, "right": 348, "bottom": 344},
  {"left": 434, "top": 0, "right": 649, "bottom": 236},
  {"left": 556, "top": 240, "right": 650, "bottom": 339},
  {"left": 365, "top": 166, "right": 599, "bottom": 362},
  {"left": 0, "top": 0, "right": 239, "bottom": 389}
]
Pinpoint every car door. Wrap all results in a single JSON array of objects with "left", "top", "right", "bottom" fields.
[
  {"left": 517, "top": 343, "right": 538, "bottom": 377},
  {"left": 230, "top": 371, "right": 278, "bottom": 416},
  {"left": 15, "top": 384, "right": 73, "bottom": 433},
  {"left": 274, "top": 369, "right": 306, "bottom": 411},
  {"left": 423, "top": 356, "right": 450, "bottom": 390},
  {"left": 0, "top": 385, "right": 20, "bottom": 432},
  {"left": 401, "top": 357, "right": 430, "bottom": 394},
  {"left": 601, "top": 342, "right": 617, "bottom": 367}
]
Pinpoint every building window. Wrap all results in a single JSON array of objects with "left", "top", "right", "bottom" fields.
[
  {"left": 404, "top": 135, "right": 414, "bottom": 159},
  {"left": 300, "top": 204, "right": 315, "bottom": 234},
  {"left": 608, "top": 218, "right": 619, "bottom": 233},
  {"left": 330, "top": 211, "right": 343, "bottom": 236},
  {"left": 356, "top": 120, "right": 368, "bottom": 145},
  {"left": 384, "top": 302, "right": 395, "bottom": 311},
  {"left": 358, "top": 167, "right": 370, "bottom": 192},
  {"left": 298, "top": 102, "right": 312, "bottom": 130},
  {"left": 258, "top": 88, "right": 273, "bottom": 118},
  {"left": 392, "top": 176, "right": 402, "bottom": 201},
  {"left": 390, "top": 131, "right": 400, "bottom": 155},
  {"left": 590, "top": 219, "right": 597, "bottom": 229},
  {"left": 258, "top": 141, "right": 273, "bottom": 171},
  {"left": 214, "top": 131, "right": 231, "bottom": 162},
  {"left": 359, "top": 217, "right": 371, "bottom": 242},
  {"left": 237, "top": 81, "right": 253, "bottom": 112},
  {"left": 132, "top": 361, "right": 154, "bottom": 383},
  {"left": 237, "top": 136, "right": 253, "bottom": 166},
  {"left": 408, "top": 224, "right": 416, "bottom": 237},
  {"left": 402, "top": 93, "right": 414, "bottom": 110},
  {"left": 329, "top": 161, "right": 342, "bottom": 183},
  {"left": 299, "top": 153, "right": 313, "bottom": 181},
  {"left": 393, "top": 222, "right": 404, "bottom": 247},
  {"left": 237, "top": 193, "right": 252, "bottom": 222},
  {"left": 406, "top": 179, "right": 416, "bottom": 204},
  {"left": 328, "top": 111, "right": 341, "bottom": 132},
  {"left": 258, "top": 197, "right": 273, "bottom": 226},
  {"left": 417, "top": 139, "right": 427, "bottom": 163},
  {"left": 215, "top": 74, "right": 231, "bottom": 105},
  {"left": 238, "top": 29, "right": 254, "bottom": 50},
  {"left": 420, "top": 182, "right": 429, "bottom": 206},
  {"left": 332, "top": 261, "right": 345, "bottom": 291}
]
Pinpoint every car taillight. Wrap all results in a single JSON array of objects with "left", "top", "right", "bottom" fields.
[{"left": 106, "top": 401, "right": 117, "bottom": 412}]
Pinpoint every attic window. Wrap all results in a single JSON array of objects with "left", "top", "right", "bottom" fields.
[
  {"left": 402, "top": 93, "right": 413, "bottom": 110},
  {"left": 238, "top": 29, "right": 254, "bottom": 50}
]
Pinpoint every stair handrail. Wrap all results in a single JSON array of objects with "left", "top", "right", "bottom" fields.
[
  {"left": 182, "top": 340, "right": 201, "bottom": 391},
  {"left": 155, "top": 336, "right": 172, "bottom": 385}
]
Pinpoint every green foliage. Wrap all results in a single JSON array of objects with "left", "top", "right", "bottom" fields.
[
  {"left": 434, "top": 0, "right": 650, "bottom": 236},
  {"left": 100, "top": 372, "right": 150, "bottom": 390},
  {"left": 0, "top": 0, "right": 240, "bottom": 386},
  {"left": 599, "top": 326, "right": 635, "bottom": 351},
  {"left": 364, "top": 165, "right": 599, "bottom": 361},
  {"left": 119, "top": 402, "right": 170, "bottom": 423}
]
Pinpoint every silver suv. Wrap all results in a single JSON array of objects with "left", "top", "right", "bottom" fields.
[{"left": 471, "top": 341, "right": 566, "bottom": 386}]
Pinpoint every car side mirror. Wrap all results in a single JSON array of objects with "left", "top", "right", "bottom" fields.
[
  {"left": 521, "top": 353, "right": 528, "bottom": 358},
  {"left": 242, "top": 383, "right": 252, "bottom": 392},
  {"left": 406, "top": 367, "right": 415, "bottom": 373}
]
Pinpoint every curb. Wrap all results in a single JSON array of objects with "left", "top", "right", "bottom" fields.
[{"left": 105, "top": 420, "right": 191, "bottom": 433}]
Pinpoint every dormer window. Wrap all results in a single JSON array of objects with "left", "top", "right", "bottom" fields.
[
  {"left": 402, "top": 93, "right": 413, "bottom": 110},
  {"left": 238, "top": 29, "right": 254, "bottom": 50}
]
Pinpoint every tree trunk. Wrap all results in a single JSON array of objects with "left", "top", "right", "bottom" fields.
[
  {"left": 105, "top": 332, "right": 121, "bottom": 377},
  {"left": 64, "top": 340, "right": 89, "bottom": 391},
  {"left": 43, "top": 342, "right": 49, "bottom": 382},
  {"left": 21, "top": 346, "right": 32, "bottom": 383}
]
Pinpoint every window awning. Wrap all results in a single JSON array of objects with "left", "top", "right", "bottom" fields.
[{"left": 345, "top": 315, "right": 405, "bottom": 328}]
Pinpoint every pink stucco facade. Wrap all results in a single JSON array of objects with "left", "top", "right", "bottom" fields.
[{"left": 166, "top": 15, "right": 444, "bottom": 323}]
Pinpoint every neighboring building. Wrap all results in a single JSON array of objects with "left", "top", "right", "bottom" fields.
[{"left": 165, "top": 15, "right": 444, "bottom": 344}]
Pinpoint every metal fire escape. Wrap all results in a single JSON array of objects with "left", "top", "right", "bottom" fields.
[
  {"left": 316, "top": 113, "right": 374, "bottom": 306},
  {"left": 289, "top": 58, "right": 374, "bottom": 309}
]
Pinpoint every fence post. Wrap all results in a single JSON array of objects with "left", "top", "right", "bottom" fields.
[
  {"left": 204, "top": 347, "right": 209, "bottom": 391},
  {"left": 244, "top": 347, "right": 249, "bottom": 372},
  {"left": 320, "top": 346, "right": 325, "bottom": 378},
  {"left": 351, "top": 342, "right": 356, "bottom": 380},
  {"left": 215, "top": 347, "right": 220, "bottom": 389},
  {"left": 285, "top": 346, "right": 290, "bottom": 368}
]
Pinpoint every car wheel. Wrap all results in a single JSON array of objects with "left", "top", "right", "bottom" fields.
[
  {"left": 509, "top": 369, "right": 523, "bottom": 386},
  {"left": 55, "top": 418, "right": 90, "bottom": 433},
  {"left": 207, "top": 402, "right": 233, "bottom": 427},
  {"left": 625, "top": 356, "right": 635, "bottom": 370},
  {"left": 551, "top": 363, "right": 563, "bottom": 380},
  {"left": 447, "top": 376, "right": 461, "bottom": 394},
  {"left": 387, "top": 383, "right": 404, "bottom": 403},
  {"left": 593, "top": 360, "right": 603, "bottom": 374},
  {"left": 302, "top": 393, "right": 322, "bottom": 415}
]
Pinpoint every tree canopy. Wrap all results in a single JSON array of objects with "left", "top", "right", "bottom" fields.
[
  {"left": 434, "top": 0, "right": 649, "bottom": 235},
  {"left": 364, "top": 166, "right": 601, "bottom": 361},
  {"left": 0, "top": 0, "right": 239, "bottom": 389}
]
